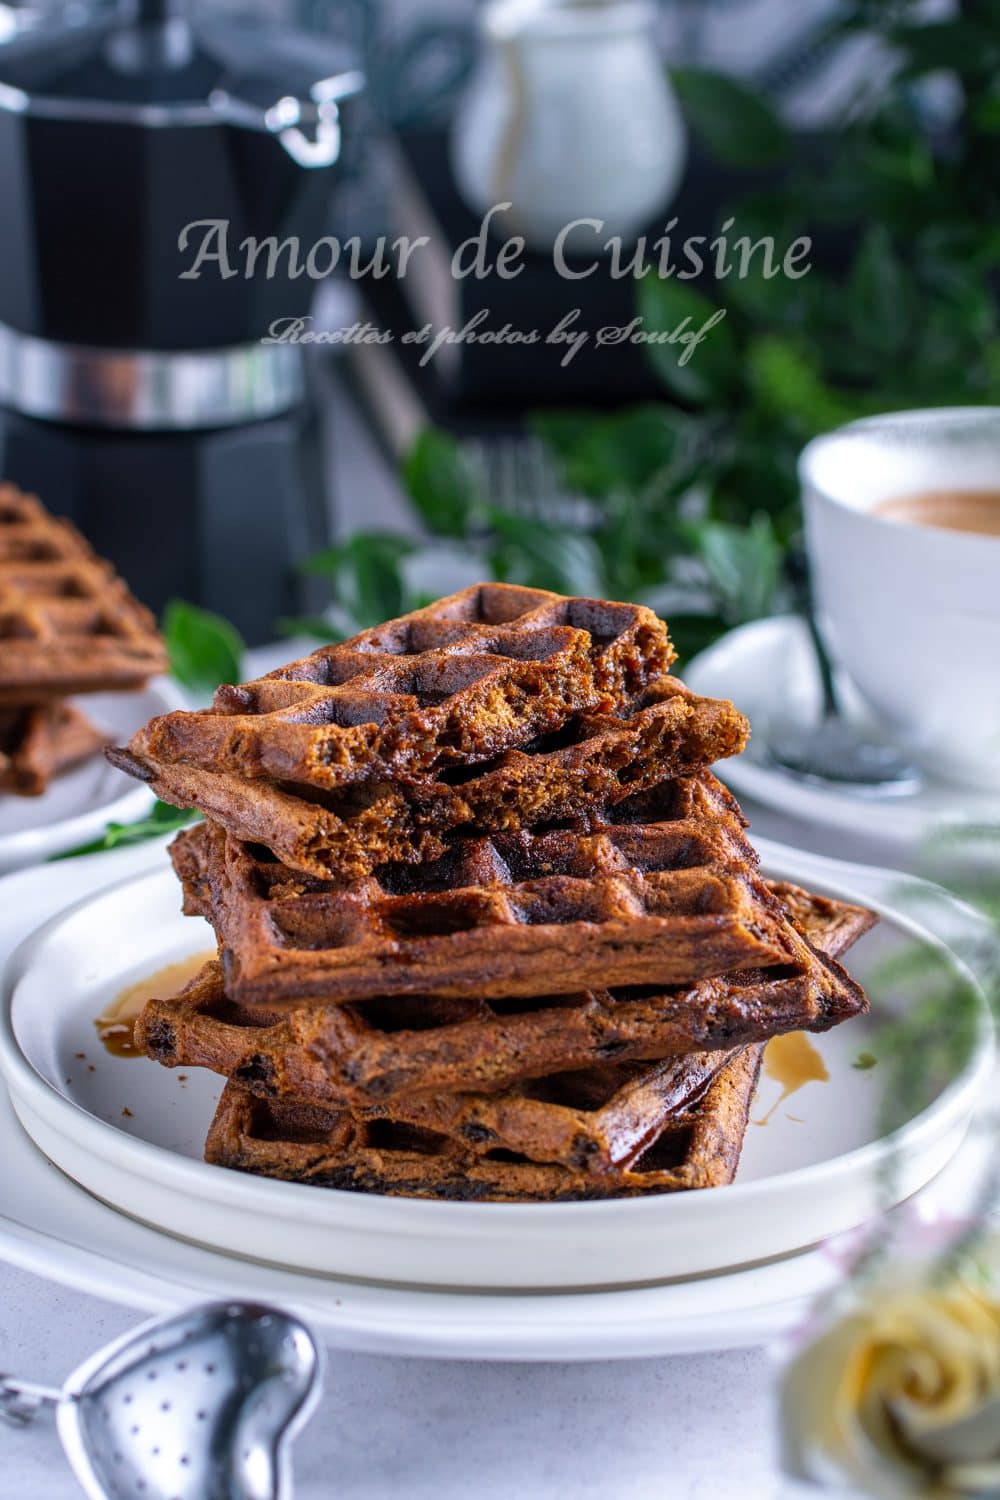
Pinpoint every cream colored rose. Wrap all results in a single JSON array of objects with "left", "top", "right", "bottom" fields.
[{"left": 781, "top": 1272, "right": 1000, "bottom": 1498}]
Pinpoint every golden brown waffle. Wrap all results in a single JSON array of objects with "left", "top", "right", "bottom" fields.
[
  {"left": 0, "top": 485, "right": 167, "bottom": 704},
  {"left": 112, "top": 676, "right": 749, "bottom": 879},
  {"left": 205, "top": 1047, "right": 765, "bottom": 1200},
  {"left": 201, "top": 891, "right": 872, "bottom": 1201},
  {"left": 138, "top": 880, "right": 872, "bottom": 1104},
  {"left": 164, "top": 776, "right": 809, "bottom": 1004},
  {"left": 110, "top": 583, "right": 673, "bottom": 797},
  {"left": 0, "top": 701, "right": 106, "bottom": 796}
]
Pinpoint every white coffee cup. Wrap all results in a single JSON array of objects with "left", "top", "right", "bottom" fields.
[{"left": 800, "top": 408, "right": 1000, "bottom": 792}]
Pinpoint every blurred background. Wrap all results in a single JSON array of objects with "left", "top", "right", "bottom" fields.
[{"left": 0, "top": 0, "right": 993, "bottom": 656}]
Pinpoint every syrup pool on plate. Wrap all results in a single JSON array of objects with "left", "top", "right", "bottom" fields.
[
  {"left": 755, "top": 1032, "right": 830, "bottom": 1125},
  {"left": 95, "top": 952, "right": 214, "bottom": 1057}
]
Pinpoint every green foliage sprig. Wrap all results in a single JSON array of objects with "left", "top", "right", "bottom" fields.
[
  {"left": 301, "top": 2, "right": 1000, "bottom": 660},
  {"left": 163, "top": 600, "right": 244, "bottom": 699},
  {"left": 845, "top": 820, "right": 1000, "bottom": 1283},
  {"left": 53, "top": 801, "right": 199, "bottom": 860},
  {"left": 859, "top": 818, "right": 1000, "bottom": 1148}
]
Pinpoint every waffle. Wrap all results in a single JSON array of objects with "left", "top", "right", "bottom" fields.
[
  {"left": 0, "top": 485, "right": 167, "bottom": 704},
  {"left": 163, "top": 776, "right": 811, "bottom": 1004},
  {"left": 202, "top": 888, "right": 872, "bottom": 1201},
  {"left": 111, "top": 676, "right": 749, "bottom": 879},
  {"left": 0, "top": 701, "right": 106, "bottom": 796},
  {"left": 109, "top": 583, "right": 673, "bottom": 798},
  {"left": 138, "top": 880, "right": 872, "bottom": 1104},
  {"left": 205, "top": 1046, "right": 765, "bottom": 1201}
]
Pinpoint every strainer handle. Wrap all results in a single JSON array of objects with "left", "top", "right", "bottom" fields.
[{"left": 0, "top": 1374, "right": 63, "bottom": 1428}]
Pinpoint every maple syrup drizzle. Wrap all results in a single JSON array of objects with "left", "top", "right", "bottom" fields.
[
  {"left": 754, "top": 1032, "right": 829, "bottom": 1125},
  {"left": 96, "top": 952, "right": 214, "bottom": 1058}
]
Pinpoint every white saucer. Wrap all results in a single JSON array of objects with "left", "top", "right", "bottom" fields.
[
  {"left": 0, "top": 680, "right": 183, "bottom": 872},
  {"left": 0, "top": 849, "right": 991, "bottom": 1293},
  {"left": 0, "top": 842, "right": 992, "bottom": 1359},
  {"left": 685, "top": 617, "right": 1000, "bottom": 856}
]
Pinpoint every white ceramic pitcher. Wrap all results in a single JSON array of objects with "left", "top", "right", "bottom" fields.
[{"left": 451, "top": 0, "right": 686, "bottom": 251}]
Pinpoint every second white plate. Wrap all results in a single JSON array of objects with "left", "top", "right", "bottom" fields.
[{"left": 0, "top": 851, "right": 991, "bottom": 1292}]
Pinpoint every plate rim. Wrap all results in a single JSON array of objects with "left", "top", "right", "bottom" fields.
[
  {"left": 0, "top": 839, "right": 990, "bottom": 1358},
  {"left": 0, "top": 859, "right": 993, "bottom": 1237},
  {"left": 0, "top": 1145, "right": 843, "bottom": 1361}
]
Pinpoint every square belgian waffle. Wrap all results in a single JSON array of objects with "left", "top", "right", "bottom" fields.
[
  {"left": 0, "top": 701, "right": 106, "bottom": 796},
  {"left": 109, "top": 583, "right": 673, "bottom": 797},
  {"left": 113, "top": 675, "right": 749, "bottom": 879},
  {"left": 165, "top": 775, "right": 811, "bottom": 1004},
  {"left": 205, "top": 1048, "right": 765, "bottom": 1201},
  {"left": 201, "top": 887, "right": 872, "bottom": 1201},
  {"left": 0, "top": 485, "right": 167, "bottom": 704},
  {"left": 137, "top": 880, "right": 873, "bottom": 1105}
]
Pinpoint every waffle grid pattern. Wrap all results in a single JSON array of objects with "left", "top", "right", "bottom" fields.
[
  {"left": 205, "top": 1048, "right": 764, "bottom": 1202},
  {"left": 118, "top": 583, "right": 673, "bottom": 793},
  {"left": 113, "top": 676, "right": 748, "bottom": 879},
  {"left": 202, "top": 888, "right": 869, "bottom": 1201},
  {"left": 138, "top": 883, "right": 872, "bottom": 1104},
  {"left": 115, "top": 584, "right": 876, "bottom": 1204},
  {"left": 171, "top": 777, "right": 806, "bottom": 1004},
  {"left": 0, "top": 485, "right": 167, "bottom": 703}
]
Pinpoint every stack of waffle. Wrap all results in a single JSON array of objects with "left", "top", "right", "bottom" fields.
[
  {"left": 0, "top": 485, "right": 167, "bottom": 795},
  {"left": 111, "top": 584, "right": 875, "bottom": 1202}
]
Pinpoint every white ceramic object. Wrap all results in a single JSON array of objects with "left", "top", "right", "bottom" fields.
[
  {"left": 0, "top": 852, "right": 991, "bottom": 1293},
  {"left": 0, "top": 680, "right": 182, "bottom": 872},
  {"left": 451, "top": 0, "right": 686, "bottom": 250},
  {"left": 0, "top": 838, "right": 993, "bottom": 1360},
  {"left": 0, "top": 1074, "right": 991, "bottom": 1361},
  {"left": 801, "top": 408, "right": 1000, "bottom": 792},
  {"left": 685, "top": 617, "right": 1000, "bottom": 857},
  {"left": 0, "top": 1076, "right": 889, "bottom": 1359}
]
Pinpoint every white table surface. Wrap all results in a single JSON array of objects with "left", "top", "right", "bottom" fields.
[
  {"left": 0, "top": 372, "right": 893, "bottom": 1498},
  {"left": 1, "top": 1262, "right": 798, "bottom": 1500}
]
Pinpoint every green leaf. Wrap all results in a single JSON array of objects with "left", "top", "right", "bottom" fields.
[
  {"left": 852, "top": 1052, "right": 878, "bottom": 1071},
  {"left": 402, "top": 428, "right": 482, "bottom": 538},
  {"left": 304, "top": 532, "right": 418, "bottom": 630},
  {"left": 746, "top": 336, "right": 877, "bottom": 436},
  {"left": 486, "top": 509, "right": 605, "bottom": 597},
  {"left": 534, "top": 405, "right": 692, "bottom": 499},
  {"left": 637, "top": 277, "right": 738, "bottom": 404},
  {"left": 528, "top": 411, "right": 598, "bottom": 465},
  {"left": 972, "top": 91, "right": 1000, "bottom": 134},
  {"left": 52, "top": 802, "right": 198, "bottom": 860},
  {"left": 689, "top": 514, "right": 784, "bottom": 625},
  {"left": 847, "top": 226, "right": 913, "bottom": 359},
  {"left": 162, "top": 600, "right": 244, "bottom": 699},
  {"left": 892, "top": 18, "right": 1000, "bottom": 79},
  {"left": 670, "top": 67, "right": 790, "bottom": 168}
]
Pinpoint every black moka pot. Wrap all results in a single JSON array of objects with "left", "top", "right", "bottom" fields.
[{"left": 0, "top": 0, "right": 363, "bottom": 641}]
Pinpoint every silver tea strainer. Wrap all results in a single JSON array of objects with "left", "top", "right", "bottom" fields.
[{"left": 0, "top": 1301, "right": 322, "bottom": 1500}]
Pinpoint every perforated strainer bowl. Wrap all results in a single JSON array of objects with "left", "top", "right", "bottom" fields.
[{"left": 1, "top": 1301, "right": 322, "bottom": 1500}]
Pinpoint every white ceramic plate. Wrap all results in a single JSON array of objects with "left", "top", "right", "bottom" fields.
[
  {"left": 685, "top": 617, "right": 1000, "bottom": 857},
  {"left": 0, "top": 680, "right": 183, "bottom": 872},
  {"left": 0, "top": 851, "right": 992, "bottom": 1293},
  {"left": 0, "top": 1078, "right": 902, "bottom": 1361},
  {"left": 0, "top": 841, "right": 993, "bottom": 1360}
]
